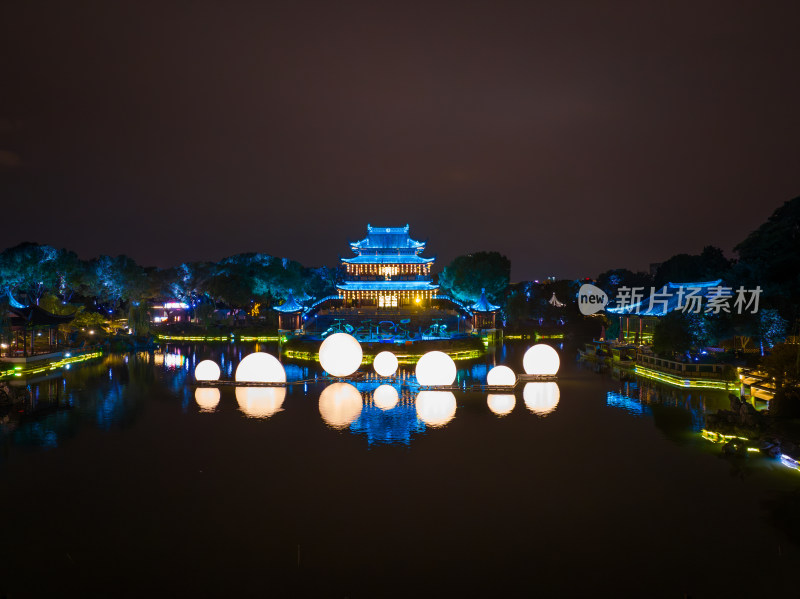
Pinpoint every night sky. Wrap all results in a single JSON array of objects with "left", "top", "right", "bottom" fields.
[{"left": 1, "top": 1, "right": 799, "bottom": 280}]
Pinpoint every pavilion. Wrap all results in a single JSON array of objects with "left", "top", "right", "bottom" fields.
[
  {"left": 3, "top": 294, "right": 75, "bottom": 358},
  {"left": 606, "top": 280, "right": 733, "bottom": 344},
  {"left": 274, "top": 291, "right": 304, "bottom": 333}
]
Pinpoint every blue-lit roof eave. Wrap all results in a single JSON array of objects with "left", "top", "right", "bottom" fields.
[
  {"left": 350, "top": 240, "right": 426, "bottom": 251},
  {"left": 606, "top": 284, "right": 733, "bottom": 316},
  {"left": 342, "top": 255, "right": 434, "bottom": 264},
  {"left": 470, "top": 289, "right": 500, "bottom": 312},
  {"left": 472, "top": 302, "right": 500, "bottom": 313},
  {"left": 274, "top": 303, "right": 303, "bottom": 313},
  {"left": 336, "top": 282, "right": 440, "bottom": 291},
  {"left": 666, "top": 279, "right": 723, "bottom": 289},
  {"left": 274, "top": 300, "right": 304, "bottom": 313},
  {"left": 273, "top": 292, "right": 304, "bottom": 313}
]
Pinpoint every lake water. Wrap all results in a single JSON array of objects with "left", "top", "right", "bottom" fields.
[{"left": 1, "top": 342, "right": 799, "bottom": 598}]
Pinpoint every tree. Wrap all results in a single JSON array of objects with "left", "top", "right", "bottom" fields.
[
  {"left": 203, "top": 273, "right": 253, "bottom": 310},
  {"left": 653, "top": 312, "right": 693, "bottom": 357},
  {"left": 0, "top": 242, "right": 61, "bottom": 303},
  {"left": 735, "top": 196, "right": 800, "bottom": 319},
  {"left": 758, "top": 308, "right": 788, "bottom": 349},
  {"left": 304, "top": 266, "right": 337, "bottom": 300},
  {"left": 90, "top": 255, "right": 147, "bottom": 318},
  {"left": 127, "top": 303, "right": 151, "bottom": 335},
  {"left": 438, "top": 251, "right": 510, "bottom": 305},
  {"left": 596, "top": 268, "right": 653, "bottom": 297},
  {"left": 51, "top": 249, "right": 92, "bottom": 302},
  {"left": 504, "top": 288, "right": 530, "bottom": 328},
  {"left": 762, "top": 342, "right": 800, "bottom": 391},
  {"left": 654, "top": 246, "right": 731, "bottom": 287}
]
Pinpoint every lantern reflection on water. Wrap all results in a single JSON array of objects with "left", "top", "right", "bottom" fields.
[
  {"left": 236, "top": 386, "right": 286, "bottom": 418},
  {"left": 195, "top": 387, "right": 221, "bottom": 411},
  {"left": 373, "top": 384, "right": 399, "bottom": 410},
  {"left": 319, "top": 382, "right": 363, "bottom": 428},
  {"left": 415, "top": 391, "right": 456, "bottom": 426},
  {"left": 523, "top": 382, "right": 560, "bottom": 415},
  {"left": 487, "top": 393, "right": 515, "bottom": 416}
]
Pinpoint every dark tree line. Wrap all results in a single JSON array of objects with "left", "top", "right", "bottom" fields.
[
  {"left": 596, "top": 196, "right": 800, "bottom": 354},
  {"left": 0, "top": 244, "right": 337, "bottom": 328}
]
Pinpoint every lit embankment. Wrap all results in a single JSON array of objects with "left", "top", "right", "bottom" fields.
[
  {"left": 158, "top": 334, "right": 281, "bottom": 342},
  {"left": 633, "top": 365, "right": 735, "bottom": 390},
  {"left": 0, "top": 350, "right": 103, "bottom": 381}
]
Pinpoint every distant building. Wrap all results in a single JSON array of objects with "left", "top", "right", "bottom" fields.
[{"left": 150, "top": 300, "right": 190, "bottom": 324}]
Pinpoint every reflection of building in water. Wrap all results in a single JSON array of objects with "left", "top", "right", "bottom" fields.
[
  {"left": 607, "top": 380, "right": 729, "bottom": 432},
  {"left": 606, "top": 390, "right": 650, "bottom": 417},
  {"left": 349, "top": 385, "right": 426, "bottom": 445}
]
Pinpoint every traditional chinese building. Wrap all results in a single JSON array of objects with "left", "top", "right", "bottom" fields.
[
  {"left": 337, "top": 224, "right": 439, "bottom": 308},
  {"left": 274, "top": 291, "right": 304, "bottom": 332},
  {"left": 606, "top": 280, "right": 735, "bottom": 344},
  {"left": 471, "top": 288, "right": 500, "bottom": 330}
]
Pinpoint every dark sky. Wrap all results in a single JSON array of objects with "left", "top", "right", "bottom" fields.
[{"left": 1, "top": 1, "right": 799, "bottom": 280}]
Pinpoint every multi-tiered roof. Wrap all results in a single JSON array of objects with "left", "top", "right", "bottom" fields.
[
  {"left": 342, "top": 225, "right": 434, "bottom": 265},
  {"left": 337, "top": 225, "right": 438, "bottom": 302}
]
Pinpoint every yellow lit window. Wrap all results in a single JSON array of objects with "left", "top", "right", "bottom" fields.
[{"left": 378, "top": 295, "right": 398, "bottom": 308}]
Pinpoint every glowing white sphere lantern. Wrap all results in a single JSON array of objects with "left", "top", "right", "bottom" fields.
[
  {"left": 319, "top": 382, "right": 363, "bottom": 428},
  {"left": 194, "top": 359, "right": 221, "bottom": 382},
  {"left": 373, "top": 384, "right": 399, "bottom": 410},
  {"left": 235, "top": 386, "right": 286, "bottom": 418},
  {"left": 522, "top": 344, "right": 560, "bottom": 376},
  {"left": 373, "top": 351, "right": 399, "bottom": 378},
  {"left": 195, "top": 387, "right": 220, "bottom": 411},
  {"left": 523, "top": 382, "right": 560, "bottom": 416},
  {"left": 235, "top": 352, "right": 286, "bottom": 383},
  {"left": 415, "top": 351, "right": 457, "bottom": 387},
  {"left": 319, "top": 333, "right": 363, "bottom": 378},
  {"left": 487, "top": 394, "right": 515, "bottom": 416},
  {"left": 416, "top": 391, "right": 457, "bottom": 427},
  {"left": 486, "top": 365, "right": 516, "bottom": 387}
]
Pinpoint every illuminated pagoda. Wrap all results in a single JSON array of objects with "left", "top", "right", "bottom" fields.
[
  {"left": 338, "top": 224, "right": 438, "bottom": 308},
  {"left": 274, "top": 291, "right": 304, "bottom": 332},
  {"left": 471, "top": 288, "right": 500, "bottom": 330}
]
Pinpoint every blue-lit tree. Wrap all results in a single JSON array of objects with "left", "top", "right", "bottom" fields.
[
  {"left": 438, "top": 251, "right": 510, "bottom": 305},
  {"left": 0, "top": 242, "right": 61, "bottom": 304}
]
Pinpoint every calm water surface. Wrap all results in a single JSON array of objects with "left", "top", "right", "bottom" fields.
[{"left": 1, "top": 342, "right": 799, "bottom": 598}]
